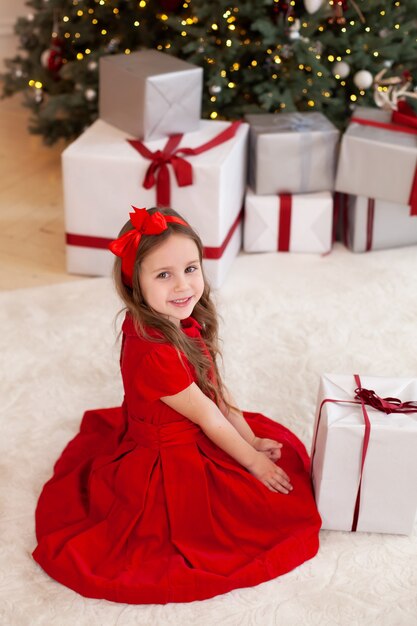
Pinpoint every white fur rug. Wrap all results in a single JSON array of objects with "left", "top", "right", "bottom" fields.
[{"left": 1, "top": 243, "right": 417, "bottom": 626}]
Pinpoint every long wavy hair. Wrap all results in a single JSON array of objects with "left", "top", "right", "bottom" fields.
[{"left": 113, "top": 207, "right": 227, "bottom": 408}]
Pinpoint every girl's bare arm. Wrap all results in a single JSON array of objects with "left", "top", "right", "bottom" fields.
[{"left": 161, "top": 383, "right": 292, "bottom": 493}]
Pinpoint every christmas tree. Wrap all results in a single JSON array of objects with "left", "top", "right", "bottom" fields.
[{"left": 3, "top": 0, "right": 417, "bottom": 145}]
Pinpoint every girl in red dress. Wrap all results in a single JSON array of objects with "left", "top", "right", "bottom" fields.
[{"left": 32, "top": 206, "right": 321, "bottom": 604}]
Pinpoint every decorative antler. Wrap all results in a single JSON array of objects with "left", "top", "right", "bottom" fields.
[{"left": 373, "top": 68, "right": 417, "bottom": 111}]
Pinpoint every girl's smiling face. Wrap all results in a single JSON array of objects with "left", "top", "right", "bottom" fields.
[{"left": 139, "top": 233, "right": 205, "bottom": 327}]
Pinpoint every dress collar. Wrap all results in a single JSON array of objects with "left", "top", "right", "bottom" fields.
[
  {"left": 122, "top": 313, "right": 202, "bottom": 338},
  {"left": 180, "top": 316, "right": 203, "bottom": 338}
]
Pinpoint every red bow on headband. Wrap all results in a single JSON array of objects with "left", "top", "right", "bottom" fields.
[{"left": 108, "top": 207, "right": 188, "bottom": 287}]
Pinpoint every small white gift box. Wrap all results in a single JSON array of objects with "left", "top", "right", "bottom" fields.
[
  {"left": 243, "top": 189, "right": 333, "bottom": 253},
  {"left": 62, "top": 119, "right": 248, "bottom": 289},
  {"left": 341, "top": 195, "right": 417, "bottom": 252},
  {"left": 335, "top": 106, "right": 417, "bottom": 213},
  {"left": 245, "top": 112, "right": 339, "bottom": 195},
  {"left": 311, "top": 373, "right": 417, "bottom": 535},
  {"left": 99, "top": 49, "right": 203, "bottom": 140}
]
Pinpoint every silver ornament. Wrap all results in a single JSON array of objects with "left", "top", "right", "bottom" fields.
[
  {"left": 84, "top": 88, "right": 97, "bottom": 101},
  {"left": 209, "top": 85, "right": 222, "bottom": 95},
  {"left": 332, "top": 61, "right": 350, "bottom": 79},
  {"left": 353, "top": 69, "right": 373, "bottom": 90},
  {"left": 87, "top": 60, "right": 98, "bottom": 71}
]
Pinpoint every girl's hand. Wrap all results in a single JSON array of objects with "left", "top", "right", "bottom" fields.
[
  {"left": 247, "top": 452, "right": 293, "bottom": 494},
  {"left": 253, "top": 436, "right": 282, "bottom": 461}
]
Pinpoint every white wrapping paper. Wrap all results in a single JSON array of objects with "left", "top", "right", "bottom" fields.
[
  {"left": 312, "top": 373, "right": 417, "bottom": 535},
  {"left": 335, "top": 107, "right": 417, "bottom": 205},
  {"left": 344, "top": 195, "right": 417, "bottom": 252},
  {"left": 62, "top": 119, "right": 248, "bottom": 289},
  {"left": 245, "top": 112, "right": 339, "bottom": 195},
  {"left": 243, "top": 189, "right": 333, "bottom": 253},
  {"left": 99, "top": 49, "right": 203, "bottom": 140}
]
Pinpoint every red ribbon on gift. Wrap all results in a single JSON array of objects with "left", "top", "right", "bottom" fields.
[
  {"left": 66, "top": 208, "right": 243, "bottom": 261},
  {"left": 333, "top": 192, "right": 349, "bottom": 246},
  {"left": 127, "top": 121, "right": 242, "bottom": 207},
  {"left": 311, "top": 374, "right": 417, "bottom": 531},
  {"left": 351, "top": 104, "right": 417, "bottom": 216},
  {"left": 277, "top": 194, "right": 292, "bottom": 251}
]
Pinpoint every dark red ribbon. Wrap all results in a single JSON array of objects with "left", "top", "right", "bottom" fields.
[
  {"left": 127, "top": 121, "right": 242, "bottom": 207},
  {"left": 351, "top": 110, "right": 417, "bottom": 216},
  {"left": 340, "top": 195, "right": 374, "bottom": 251},
  {"left": 311, "top": 374, "right": 417, "bottom": 531},
  {"left": 277, "top": 194, "right": 291, "bottom": 251},
  {"left": 365, "top": 198, "right": 375, "bottom": 252},
  {"left": 333, "top": 192, "right": 349, "bottom": 246}
]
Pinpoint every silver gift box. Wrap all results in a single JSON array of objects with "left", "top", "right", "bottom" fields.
[
  {"left": 335, "top": 106, "right": 417, "bottom": 205},
  {"left": 344, "top": 195, "right": 417, "bottom": 252},
  {"left": 245, "top": 112, "right": 339, "bottom": 195},
  {"left": 99, "top": 49, "right": 203, "bottom": 140}
]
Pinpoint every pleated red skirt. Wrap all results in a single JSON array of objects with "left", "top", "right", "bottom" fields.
[{"left": 33, "top": 405, "right": 321, "bottom": 604}]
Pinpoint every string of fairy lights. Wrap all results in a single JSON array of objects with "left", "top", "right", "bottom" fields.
[{"left": 24, "top": 0, "right": 411, "bottom": 116}]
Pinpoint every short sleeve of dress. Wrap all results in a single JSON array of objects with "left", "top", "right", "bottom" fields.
[{"left": 135, "top": 344, "right": 194, "bottom": 402}]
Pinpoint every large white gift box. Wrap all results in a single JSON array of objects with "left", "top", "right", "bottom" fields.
[
  {"left": 342, "top": 195, "right": 417, "bottom": 252},
  {"left": 335, "top": 106, "right": 417, "bottom": 213},
  {"left": 311, "top": 373, "right": 417, "bottom": 535},
  {"left": 62, "top": 119, "right": 248, "bottom": 289},
  {"left": 244, "top": 189, "right": 333, "bottom": 253},
  {"left": 245, "top": 112, "right": 339, "bottom": 195},
  {"left": 99, "top": 49, "right": 203, "bottom": 140}
]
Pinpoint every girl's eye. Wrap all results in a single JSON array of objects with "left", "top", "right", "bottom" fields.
[
  {"left": 185, "top": 265, "right": 198, "bottom": 273},
  {"left": 157, "top": 272, "right": 169, "bottom": 279}
]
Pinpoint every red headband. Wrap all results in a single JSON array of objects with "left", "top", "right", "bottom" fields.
[{"left": 108, "top": 206, "right": 189, "bottom": 287}]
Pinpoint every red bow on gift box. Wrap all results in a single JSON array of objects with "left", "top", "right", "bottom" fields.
[{"left": 127, "top": 121, "right": 242, "bottom": 207}]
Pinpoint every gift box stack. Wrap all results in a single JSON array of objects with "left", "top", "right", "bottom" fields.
[
  {"left": 311, "top": 373, "right": 417, "bottom": 535},
  {"left": 62, "top": 49, "right": 249, "bottom": 288},
  {"left": 243, "top": 112, "right": 340, "bottom": 255},
  {"left": 335, "top": 105, "right": 417, "bottom": 252}
]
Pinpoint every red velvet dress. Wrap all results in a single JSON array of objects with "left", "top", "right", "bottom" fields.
[{"left": 32, "top": 315, "right": 321, "bottom": 604}]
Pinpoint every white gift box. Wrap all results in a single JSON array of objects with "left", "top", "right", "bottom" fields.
[
  {"left": 99, "top": 49, "right": 203, "bottom": 140},
  {"left": 343, "top": 195, "right": 417, "bottom": 252},
  {"left": 311, "top": 373, "right": 417, "bottom": 535},
  {"left": 62, "top": 119, "right": 248, "bottom": 289},
  {"left": 335, "top": 107, "right": 417, "bottom": 208},
  {"left": 243, "top": 189, "right": 333, "bottom": 253},
  {"left": 245, "top": 112, "right": 339, "bottom": 195}
]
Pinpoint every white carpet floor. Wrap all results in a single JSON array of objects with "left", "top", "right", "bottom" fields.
[{"left": 1, "top": 243, "right": 417, "bottom": 626}]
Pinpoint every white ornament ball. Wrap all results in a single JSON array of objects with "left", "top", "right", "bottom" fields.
[
  {"left": 209, "top": 85, "right": 222, "bottom": 95},
  {"left": 87, "top": 60, "right": 98, "bottom": 71},
  {"left": 27, "top": 13, "right": 35, "bottom": 22},
  {"left": 304, "top": 0, "right": 324, "bottom": 14},
  {"left": 353, "top": 69, "right": 373, "bottom": 90},
  {"left": 383, "top": 59, "right": 393, "bottom": 68},
  {"left": 332, "top": 61, "right": 350, "bottom": 79},
  {"left": 84, "top": 88, "right": 97, "bottom": 101},
  {"left": 15, "top": 68, "right": 23, "bottom": 78}
]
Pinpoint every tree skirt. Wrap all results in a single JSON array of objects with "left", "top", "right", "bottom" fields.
[{"left": 1, "top": 244, "right": 417, "bottom": 625}]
